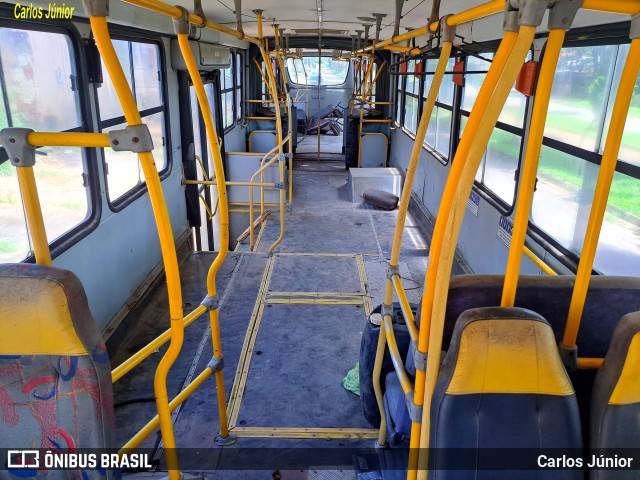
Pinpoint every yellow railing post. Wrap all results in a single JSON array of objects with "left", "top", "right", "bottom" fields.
[
  {"left": 365, "top": 14, "right": 454, "bottom": 473},
  {"left": 0, "top": 129, "right": 52, "bottom": 266},
  {"left": 416, "top": 22, "right": 537, "bottom": 479},
  {"left": 501, "top": 3, "right": 580, "bottom": 306},
  {"left": 255, "top": 11, "right": 287, "bottom": 253},
  {"left": 87, "top": 7, "right": 185, "bottom": 477},
  {"left": 173, "top": 8, "right": 233, "bottom": 444}
]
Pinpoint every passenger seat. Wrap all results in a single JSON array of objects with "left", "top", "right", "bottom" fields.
[
  {"left": 590, "top": 311, "right": 640, "bottom": 480},
  {"left": 0, "top": 264, "right": 115, "bottom": 466},
  {"left": 429, "top": 307, "right": 582, "bottom": 479}
]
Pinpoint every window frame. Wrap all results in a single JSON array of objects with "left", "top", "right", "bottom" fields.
[
  {"left": 0, "top": 12, "right": 102, "bottom": 263},
  {"left": 94, "top": 28, "right": 172, "bottom": 212},
  {"left": 220, "top": 52, "right": 236, "bottom": 133},
  {"left": 235, "top": 50, "right": 244, "bottom": 124}
]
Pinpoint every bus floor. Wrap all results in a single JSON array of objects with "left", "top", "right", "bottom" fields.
[{"left": 108, "top": 160, "right": 467, "bottom": 479}]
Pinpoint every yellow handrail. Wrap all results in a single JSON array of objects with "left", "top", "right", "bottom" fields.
[
  {"left": 28, "top": 131, "right": 110, "bottom": 148},
  {"left": 111, "top": 305, "right": 208, "bottom": 382},
  {"left": 417, "top": 26, "right": 536, "bottom": 478},
  {"left": 123, "top": 0, "right": 262, "bottom": 45},
  {"left": 523, "top": 246, "right": 558, "bottom": 277},
  {"left": 177, "top": 32, "right": 232, "bottom": 444},
  {"left": 390, "top": 274, "right": 418, "bottom": 341},
  {"left": 383, "top": 315, "right": 413, "bottom": 395},
  {"left": 582, "top": 0, "right": 640, "bottom": 15},
  {"left": 91, "top": 15, "right": 184, "bottom": 478},
  {"left": 16, "top": 167, "right": 52, "bottom": 266},
  {"left": 501, "top": 28, "right": 565, "bottom": 307},
  {"left": 359, "top": 0, "right": 502, "bottom": 54},
  {"left": 562, "top": 38, "right": 640, "bottom": 350}
]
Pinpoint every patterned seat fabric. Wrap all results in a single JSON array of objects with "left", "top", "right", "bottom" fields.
[{"left": 0, "top": 263, "right": 116, "bottom": 479}]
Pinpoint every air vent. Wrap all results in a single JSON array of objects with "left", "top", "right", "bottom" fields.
[{"left": 292, "top": 28, "right": 349, "bottom": 35}]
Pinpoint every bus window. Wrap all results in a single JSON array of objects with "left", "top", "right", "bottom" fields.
[
  {"left": 235, "top": 52, "right": 243, "bottom": 123},
  {"left": 97, "top": 39, "right": 167, "bottom": 204},
  {"left": 286, "top": 57, "right": 348, "bottom": 86},
  {"left": 221, "top": 59, "right": 234, "bottom": 130},
  {"left": 545, "top": 44, "right": 617, "bottom": 152},
  {"left": 0, "top": 27, "right": 87, "bottom": 262},
  {"left": 403, "top": 60, "right": 419, "bottom": 134},
  {"left": 462, "top": 52, "right": 528, "bottom": 208},
  {"left": 424, "top": 57, "right": 455, "bottom": 158},
  {"left": 601, "top": 43, "right": 640, "bottom": 168},
  {"left": 533, "top": 42, "right": 640, "bottom": 276}
]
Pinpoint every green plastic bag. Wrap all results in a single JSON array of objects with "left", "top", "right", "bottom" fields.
[{"left": 343, "top": 361, "right": 360, "bottom": 396}]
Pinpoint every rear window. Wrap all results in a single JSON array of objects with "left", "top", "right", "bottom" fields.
[{"left": 287, "top": 57, "right": 349, "bottom": 86}]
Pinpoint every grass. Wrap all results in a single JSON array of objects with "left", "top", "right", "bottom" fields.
[
  {"left": 0, "top": 239, "right": 20, "bottom": 254},
  {"left": 545, "top": 98, "right": 640, "bottom": 150},
  {"left": 537, "top": 150, "right": 640, "bottom": 219},
  {"left": 487, "top": 128, "right": 640, "bottom": 220}
]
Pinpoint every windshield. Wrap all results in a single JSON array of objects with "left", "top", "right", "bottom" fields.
[{"left": 286, "top": 56, "right": 349, "bottom": 86}]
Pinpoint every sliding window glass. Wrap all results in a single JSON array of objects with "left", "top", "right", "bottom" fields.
[
  {"left": 235, "top": 51, "right": 243, "bottom": 123},
  {"left": 532, "top": 42, "right": 640, "bottom": 276},
  {"left": 423, "top": 58, "right": 455, "bottom": 159},
  {"left": 97, "top": 38, "right": 167, "bottom": 205},
  {"left": 394, "top": 61, "right": 404, "bottom": 125},
  {"left": 221, "top": 59, "right": 235, "bottom": 130},
  {"left": 0, "top": 27, "right": 90, "bottom": 262},
  {"left": 461, "top": 52, "right": 527, "bottom": 208},
  {"left": 403, "top": 60, "right": 420, "bottom": 134}
]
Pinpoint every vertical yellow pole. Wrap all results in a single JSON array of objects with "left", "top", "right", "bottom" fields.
[
  {"left": 365, "top": 61, "right": 386, "bottom": 99},
  {"left": 501, "top": 29, "right": 566, "bottom": 306},
  {"left": 16, "top": 167, "right": 52, "bottom": 266},
  {"left": 90, "top": 16, "right": 184, "bottom": 479},
  {"left": 177, "top": 30, "right": 232, "bottom": 440},
  {"left": 252, "top": 10, "right": 286, "bottom": 251},
  {"left": 361, "top": 59, "right": 375, "bottom": 104},
  {"left": 401, "top": 40, "right": 452, "bottom": 478},
  {"left": 416, "top": 27, "right": 536, "bottom": 480},
  {"left": 562, "top": 38, "right": 640, "bottom": 349},
  {"left": 413, "top": 27, "right": 517, "bottom": 394}
]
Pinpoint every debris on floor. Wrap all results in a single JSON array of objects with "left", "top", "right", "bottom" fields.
[{"left": 343, "top": 361, "right": 361, "bottom": 396}]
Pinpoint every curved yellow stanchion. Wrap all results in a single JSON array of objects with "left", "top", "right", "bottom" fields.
[
  {"left": 404, "top": 40, "right": 454, "bottom": 480},
  {"left": 253, "top": 10, "right": 287, "bottom": 254},
  {"left": 562, "top": 38, "right": 640, "bottom": 350},
  {"left": 383, "top": 315, "right": 413, "bottom": 395},
  {"left": 369, "top": 38, "right": 452, "bottom": 471},
  {"left": 91, "top": 16, "right": 184, "bottom": 479},
  {"left": 407, "top": 31, "right": 518, "bottom": 477},
  {"left": 177, "top": 33, "right": 232, "bottom": 441},
  {"left": 416, "top": 27, "right": 536, "bottom": 479},
  {"left": 501, "top": 28, "right": 566, "bottom": 306}
]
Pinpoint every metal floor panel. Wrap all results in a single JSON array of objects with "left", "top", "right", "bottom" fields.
[
  {"left": 268, "top": 254, "right": 363, "bottom": 294},
  {"left": 235, "top": 303, "right": 369, "bottom": 429}
]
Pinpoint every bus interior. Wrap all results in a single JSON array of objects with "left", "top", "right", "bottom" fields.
[{"left": 1, "top": 0, "right": 640, "bottom": 479}]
